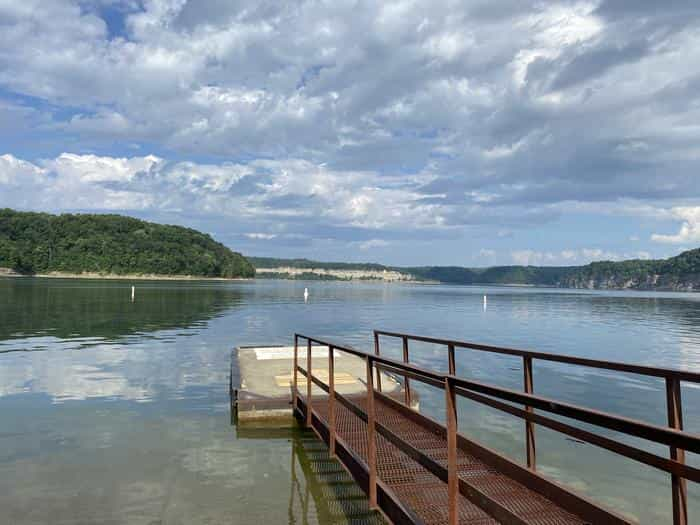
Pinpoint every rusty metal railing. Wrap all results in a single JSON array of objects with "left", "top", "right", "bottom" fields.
[
  {"left": 374, "top": 329, "right": 700, "bottom": 525},
  {"left": 294, "top": 331, "right": 700, "bottom": 525}
]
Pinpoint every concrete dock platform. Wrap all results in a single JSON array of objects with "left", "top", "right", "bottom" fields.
[{"left": 232, "top": 345, "right": 409, "bottom": 424}]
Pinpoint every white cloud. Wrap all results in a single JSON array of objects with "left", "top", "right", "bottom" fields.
[
  {"left": 511, "top": 250, "right": 557, "bottom": 266},
  {"left": 651, "top": 207, "right": 700, "bottom": 244},
  {"left": 245, "top": 233, "right": 277, "bottom": 240},
  {"left": 0, "top": 154, "right": 47, "bottom": 185},
  {"left": 581, "top": 248, "right": 612, "bottom": 260},
  {"left": 512, "top": 2, "right": 603, "bottom": 88},
  {"left": 510, "top": 247, "right": 652, "bottom": 266},
  {"left": 45, "top": 153, "right": 162, "bottom": 183},
  {"left": 358, "top": 239, "right": 389, "bottom": 251},
  {"left": 2, "top": 0, "right": 697, "bottom": 181},
  {"left": 0, "top": 152, "right": 448, "bottom": 234}
]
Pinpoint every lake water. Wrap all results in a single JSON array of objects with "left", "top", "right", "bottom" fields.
[{"left": 0, "top": 277, "right": 699, "bottom": 524}]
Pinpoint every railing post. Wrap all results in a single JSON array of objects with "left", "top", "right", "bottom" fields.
[
  {"left": 306, "top": 339, "right": 312, "bottom": 427},
  {"left": 329, "top": 345, "right": 336, "bottom": 457},
  {"left": 293, "top": 335, "right": 298, "bottom": 411},
  {"left": 366, "top": 355, "right": 378, "bottom": 509},
  {"left": 445, "top": 376, "right": 458, "bottom": 525},
  {"left": 666, "top": 377, "right": 687, "bottom": 525},
  {"left": 374, "top": 331, "right": 382, "bottom": 393},
  {"left": 402, "top": 335, "right": 412, "bottom": 407},
  {"left": 523, "top": 356, "right": 536, "bottom": 470},
  {"left": 448, "top": 343, "right": 456, "bottom": 375}
]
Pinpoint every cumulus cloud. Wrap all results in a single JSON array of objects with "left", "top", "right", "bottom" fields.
[
  {"left": 0, "top": 154, "right": 47, "bottom": 185},
  {"left": 511, "top": 250, "right": 557, "bottom": 266},
  {"left": 1, "top": 1, "right": 698, "bottom": 186},
  {"left": 0, "top": 154, "right": 52, "bottom": 208},
  {"left": 358, "top": 239, "right": 390, "bottom": 251},
  {"left": 245, "top": 233, "right": 277, "bottom": 240},
  {"left": 510, "top": 248, "right": 652, "bottom": 266},
  {"left": 0, "top": 152, "right": 447, "bottom": 236},
  {"left": 651, "top": 207, "right": 700, "bottom": 244}
]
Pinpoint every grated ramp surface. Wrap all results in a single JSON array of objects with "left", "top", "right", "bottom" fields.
[{"left": 311, "top": 394, "right": 587, "bottom": 525}]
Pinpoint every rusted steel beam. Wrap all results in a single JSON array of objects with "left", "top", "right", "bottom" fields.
[
  {"left": 374, "top": 331, "right": 382, "bottom": 393},
  {"left": 366, "top": 356, "right": 378, "bottom": 509},
  {"left": 373, "top": 330, "right": 700, "bottom": 383},
  {"left": 336, "top": 392, "right": 368, "bottom": 422},
  {"left": 449, "top": 375, "right": 700, "bottom": 453},
  {"left": 666, "top": 377, "right": 688, "bottom": 525},
  {"left": 376, "top": 362, "right": 445, "bottom": 389},
  {"left": 447, "top": 343, "right": 456, "bottom": 375},
  {"left": 301, "top": 334, "right": 446, "bottom": 381},
  {"left": 523, "top": 355, "right": 536, "bottom": 470},
  {"left": 454, "top": 384, "right": 700, "bottom": 482},
  {"left": 329, "top": 345, "right": 336, "bottom": 457},
  {"left": 306, "top": 338, "right": 312, "bottom": 427},
  {"left": 293, "top": 334, "right": 298, "bottom": 410},
  {"left": 402, "top": 335, "right": 412, "bottom": 406},
  {"left": 445, "top": 377, "right": 458, "bottom": 525}
]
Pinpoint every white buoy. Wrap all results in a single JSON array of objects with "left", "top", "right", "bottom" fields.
[
  {"left": 304, "top": 287, "right": 309, "bottom": 302},
  {"left": 131, "top": 286, "right": 135, "bottom": 302},
  {"left": 483, "top": 294, "right": 487, "bottom": 311}
]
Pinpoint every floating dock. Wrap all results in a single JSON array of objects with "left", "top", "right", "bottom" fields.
[{"left": 232, "top": 344, "right": 413, "bottom": 423}]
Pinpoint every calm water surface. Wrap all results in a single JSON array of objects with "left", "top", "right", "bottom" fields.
[{"left": 1, "top": 278, "right": 699, "bottom": 524}]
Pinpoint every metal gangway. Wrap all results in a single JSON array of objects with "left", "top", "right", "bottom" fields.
[{"left": 292, "top": 330, "right": 700, "bottom": 525}]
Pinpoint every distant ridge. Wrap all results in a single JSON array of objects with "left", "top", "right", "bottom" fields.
[
  {"left": 2, "top": 208, "right": 697, "bottom": 290},
  {"left": 250, "top": 249, "right": 700, "bottom": 291},
  {"left": 0, "top": 209, "right": 255, "bottom": 278}
]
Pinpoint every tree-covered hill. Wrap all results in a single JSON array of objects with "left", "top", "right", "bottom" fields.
[
  {"left": 401, "top": 265, "right": 577, "bottom": 285},
  {"left": 250, "top": 249, "right": 700, "bottom": 291},
  {"left": 560, "top": 249, "right": 700, "bottom": 290},
  {"left": 0, "top": 209, "right": 255, "bottom": 278}
]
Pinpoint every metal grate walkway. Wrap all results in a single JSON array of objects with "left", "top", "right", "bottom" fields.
[
  {"left": 310, "top": 393, "right": 585, "bottom": 525},
  {"left": 293, "top": 332, "right": 700, "bottom": 525}
]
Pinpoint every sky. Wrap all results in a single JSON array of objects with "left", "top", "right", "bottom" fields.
[{"left": 1, "top": 0, "right": 700, "bottom": 267}]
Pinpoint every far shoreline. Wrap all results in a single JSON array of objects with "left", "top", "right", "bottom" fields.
[
  {"left": 0, "top": 269, "right": 253, "bottom": 282},
  {"left": 1, "top": 269, "right": 697, "bottom": 293}
]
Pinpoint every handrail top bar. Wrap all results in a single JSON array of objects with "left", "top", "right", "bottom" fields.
[
  {"left": 294, "top": 332, "right": 700, "bottom": 452},
  {"left": 374, "top": 329, "right": 700, "bottom": 383},
  {"left": 294, "top": 333, "right": 446, "bottom": 382},
  {"left": 446, "top": 374, "right": 700, "bottom": 454}
]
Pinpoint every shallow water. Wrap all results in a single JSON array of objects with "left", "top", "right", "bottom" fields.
[{"left": 0, "top": 278, "right": 699, "bottom": 524}]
